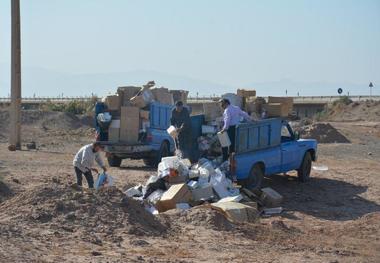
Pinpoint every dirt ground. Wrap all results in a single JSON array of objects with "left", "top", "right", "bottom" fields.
[{"left": 0, "top": 110, "right": 380, "bottom": 262}]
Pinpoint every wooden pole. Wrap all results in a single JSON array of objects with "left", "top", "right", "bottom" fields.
[{"left": 9, "top": 0, "right": 21, "bottom": 151}]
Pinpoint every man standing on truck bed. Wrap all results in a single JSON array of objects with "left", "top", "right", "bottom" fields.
[
  {"left": 73, "top": 142, "right": 107, "bottom": 188},
  {"left": 171, "top": 101, "right": 192, "bottom": 159},
  {"left": 219, "top": 98, "right": 252, "bottom": 161}
]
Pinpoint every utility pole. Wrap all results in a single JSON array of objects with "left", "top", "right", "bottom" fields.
[{"left": 9, "top": 0, "right": 21, "bottom": 151}]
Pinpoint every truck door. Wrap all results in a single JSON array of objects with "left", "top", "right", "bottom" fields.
[{"left": 280, "top": 123, "right": 299, "bottom": 172}]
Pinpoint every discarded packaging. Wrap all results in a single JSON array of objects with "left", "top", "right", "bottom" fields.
[
  {"left": 146, "top": 189, "right": 165, "bottom": 205},
  {"left": 312, "top": 165, "right": 329, "bottom": 171},
  {"left": 124, "top": 185, "right": 142, "bottom": 197},
  {"left": 263, "top": 207, "right": 283, "bottom": 215},
  {"left": 218, "top": 195, "right": 243, "bottom": 203},
  {"left": 191, "top": 185, "right": 214, "bottom": 202},
  {"left": 211, "top": 201, "right": 259, "bottom": 223},
  {"left": 155, "top": 183, "right": 192, "bottom": 212},
  {"left": 261, "top": 187, "right": 283, "bottom": 208}
]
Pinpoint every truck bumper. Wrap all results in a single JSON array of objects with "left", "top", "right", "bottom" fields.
[{"left": 104, "top": 144, "right": 154, "bottom": 159}]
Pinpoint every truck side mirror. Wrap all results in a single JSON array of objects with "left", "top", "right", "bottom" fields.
[{"left": 294, "top": 131, "right": 300, "bottom": 140}]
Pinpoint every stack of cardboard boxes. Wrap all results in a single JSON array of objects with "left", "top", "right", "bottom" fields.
[
  {"left": 237, "top": 89, "right": 294, "bottom": 118},
  {"left": 263, "top": 96, "right": 294, "bottom": 117},
  {"left": 104, "top": 82, "right": 188, "bottom": 144}
]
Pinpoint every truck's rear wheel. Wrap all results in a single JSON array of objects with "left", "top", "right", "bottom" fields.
[
  {"left": 144, "top": 141, "right": 170, "bottom": 168},
  {"left": 243, "top": 164, "right": 264, "bottom": 191},
  {"left": 107, "top": 155, "right": 122, "bottom": 167},
  {"left": 297, "top": 152, "right": 311, "bottom": 182}
]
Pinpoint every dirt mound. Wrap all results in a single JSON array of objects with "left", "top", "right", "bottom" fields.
[
  {"left": 0, "top": 182, "right": 167, "bottom": 238},
  {"left": 0, "top": 110, "right": 92, "bottom": 130},
  {"left": 300, "top": 123, "right": 350, "bottom": 143},
  {"left": 161, "top": 206, "right": 234, "bottom": 231},
  {"left": 326, "top": 100, "right": 380, "bottom": 122},
  {"left": 0, "top": 109, "right": 93, "bottom": 143}
]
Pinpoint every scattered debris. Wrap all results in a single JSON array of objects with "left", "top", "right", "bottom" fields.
[
  {"left": 263, "top": 207, "right": 283, "bottom": 216},
  {"left": 312, "top": 165, "right": 329, "bottom": 171},
  {"left": 211, "top": 201, "right": 259, "bottom": 223},
  {"left": 260, "top": 187, "right": 283, "bottom": 208}
]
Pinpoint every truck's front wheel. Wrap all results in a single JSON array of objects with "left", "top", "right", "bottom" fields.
[
  {"left": 243, "top": 164, "right": 264, "bottom": 191},
  {"left": 107, "top": 155, "right": 122, "bottom": 167},
  {"left": 297, "top": 152, "right": 312, "bottom": 182}
]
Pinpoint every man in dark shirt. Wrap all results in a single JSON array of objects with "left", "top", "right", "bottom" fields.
[{"left": 170, "top": 101, "right": 192, "bottom": 159}]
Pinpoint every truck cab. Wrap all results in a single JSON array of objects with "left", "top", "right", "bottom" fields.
[{"left": 231, "top": 118, "right": 317, "bottom": 190}]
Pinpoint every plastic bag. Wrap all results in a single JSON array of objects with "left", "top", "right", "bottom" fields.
[{"left": 94, "top": 173, "right": 114, "bottom": 189}]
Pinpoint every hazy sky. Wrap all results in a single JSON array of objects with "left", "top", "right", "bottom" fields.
[{"left": 0, "top": 0, "right": 379, "bottom": 96}]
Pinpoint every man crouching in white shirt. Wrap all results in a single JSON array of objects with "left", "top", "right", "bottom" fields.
[{"left": 73, "top": 142, "right": 107, "bottom": 188}]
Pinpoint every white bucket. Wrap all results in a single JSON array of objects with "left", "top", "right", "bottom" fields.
[
  {"left": 167, "top": 125, "right": 177, "bottom": 138},
  {"left": 217, "top": 132, "right": 231, "bottom": 148}
]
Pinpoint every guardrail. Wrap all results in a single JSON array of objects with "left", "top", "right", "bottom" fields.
[{"left": 0, "top": 95, "right": 379, "bottom": 103}]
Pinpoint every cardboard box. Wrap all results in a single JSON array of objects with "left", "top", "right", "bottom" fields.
[
  {"left": 120, "top": 106, "right": 140, "bottom": 143},
  {"left": 105, "top": 95, "right": 121, "bottom": 111},
  {"left": 191, "top": 185, "right": 214, "bottom": 202},
  {"left": 140, "top": 110, "right": 150, "bottom": 120},
  {"left": 167, "top": 174, "right": 187, "bottom": 185},
  {"left": 244, "top": 101, "right": 258, "bottom": 114},
  {"left": 203, "top": 102, "right": 222, "bottom": 121},
  {"left": 155, "top": 183, "right": 192, "bottom": 212},
  {"left": 267, "top": 96, "right": 294, "bottom": 114},
  {"left": 130, "top": 88, "right": 154, "bottom": 108},
  {"left": 151, "top": 87, "right": 174, "bottom": 105},
  {"left": 263, "top": 103, "right": 288, "bottom": 117},
  {"left": 211, "top": 201, "right": 259, "bottom": 223},
  {"left": 109, "top": 119, "right": 120, "bottom": 128},
  {"left": 117, "top": 86, "right": 141, "bottom": 106},
  {"left": 170, "top": 90, "right": 189, "bottom": 104},
  {"left": 237, "top": 89, "right": 256, "bottom": 98},
  {"left": 260, "top": 187, "right": 283, "bottom": 208},
  {"left": 108, "top": 128, "right": 120, "bottom": 142}
]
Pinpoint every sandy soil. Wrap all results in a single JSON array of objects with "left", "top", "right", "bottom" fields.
[{"left": 0, "top": 111, "right": 379, "bottom": 262}]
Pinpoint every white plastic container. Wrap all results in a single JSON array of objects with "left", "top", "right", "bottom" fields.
[
  {"left": 167, "top": 125, "right": 177, "bottom": 138},
  {"left": 217, "top": 131, "right": 231, "bottom": 147}
]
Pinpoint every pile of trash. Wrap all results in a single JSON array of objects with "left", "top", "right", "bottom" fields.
[{"left": 124, "top": 156, "right": 284, "bottom": 223}]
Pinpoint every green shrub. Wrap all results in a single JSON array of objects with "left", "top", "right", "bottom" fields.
[
  {"left": 42, "top": 96, "right": 98, "bottom": 115},
  {"left": 333, "top": 96, "right": 353, "bottom": 106}
]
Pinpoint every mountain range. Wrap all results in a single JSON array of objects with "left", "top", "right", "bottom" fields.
[{"left": 0, "top": 64, "right": 376, "bottom": 98}]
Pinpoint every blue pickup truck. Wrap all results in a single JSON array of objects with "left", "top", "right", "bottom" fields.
[
  {"left": 105, "top": 102, "right": 176, "bottom": 167},
  {"left": 104, "top": 102, "right": 204, "bottom": 167},
  {"left": 230, "top": 118, "right": 318, "bottom": 190}
]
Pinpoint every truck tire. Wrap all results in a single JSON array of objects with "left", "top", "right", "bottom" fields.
[
  {"left": 297, "top": 152, "right": 312, "bottom": 182},
  {"left": 107, "top": 155, "right": 122, "bottom": 167},
  {"left": 244, "top": 164, "right": 264, "bottom": 191},
  {"left": 144, "top": 141, "right": 170, "bottom": 168}
]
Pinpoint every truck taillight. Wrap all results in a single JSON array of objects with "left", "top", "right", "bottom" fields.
[
  {"left": 146, "top": 134, "right": 153, "bottom": 142},
  {"left": 230, "top": 153, "right": 236, "bottom": 175}
]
